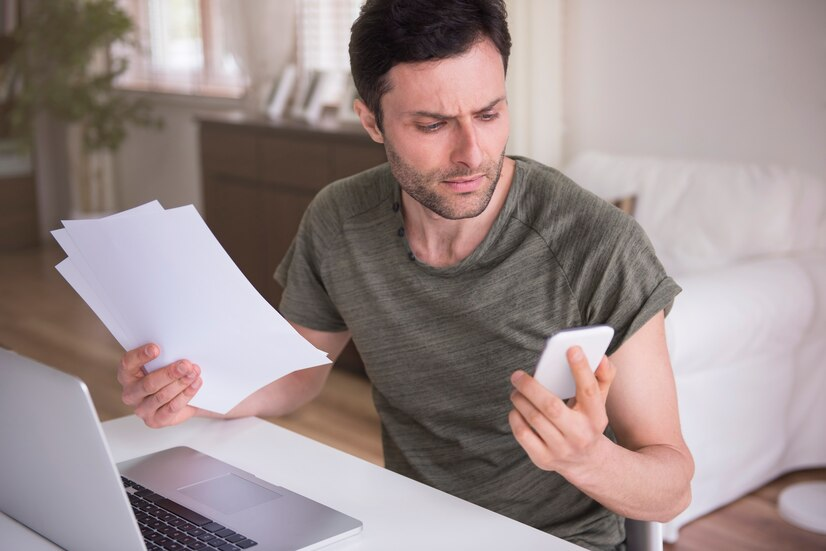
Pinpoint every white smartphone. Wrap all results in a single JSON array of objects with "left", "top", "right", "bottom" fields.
[{"left": 533, "top": 325, "right": 615, "bottom": 399}]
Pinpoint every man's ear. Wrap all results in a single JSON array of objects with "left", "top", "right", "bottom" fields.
[{"left": 354, "top": 99, "right": 384, "bottom": 144}]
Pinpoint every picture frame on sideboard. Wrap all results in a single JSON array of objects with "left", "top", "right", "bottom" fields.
[{"left": 265, "top": 64, "right": 297, "bottom": 120}]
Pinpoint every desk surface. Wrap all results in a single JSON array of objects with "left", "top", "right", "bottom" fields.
[{"left": 3, "top": 415, "right": 581, "bottom": 550}]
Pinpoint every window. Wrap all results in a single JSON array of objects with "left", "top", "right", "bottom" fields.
[
  {"left": 291, "top": 0, "right": 362, "bottom": 120},
  {"left": 115, "top": 0, "right": 362, "bottom": 101},
  {"left": 297, "top": 0, "right": 361, "bottom": 75},
  {"left": 116, "top": 0, "right": 244, "bottom": 97}
]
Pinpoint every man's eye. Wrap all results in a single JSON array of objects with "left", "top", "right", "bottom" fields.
[
  {"left": 479, "top": 112, "right": 499, "bottom": 122},
  {"left": 417, "top": 122, "right": 444, "bottom": 133}
]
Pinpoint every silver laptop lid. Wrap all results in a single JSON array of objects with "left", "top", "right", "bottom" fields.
[{"left": 0, "top": 348, "right": 145, "bottom": 551}]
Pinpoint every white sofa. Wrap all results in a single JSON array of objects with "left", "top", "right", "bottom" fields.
[{"left": 563, "top": 152, "right": 826, "bottom": 542}]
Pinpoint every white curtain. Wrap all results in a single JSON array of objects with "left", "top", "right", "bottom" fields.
[
  {"left": 505, "top": 0, "right": 564, "bottom": 168},
  {"left": 219, "top": 0, "right": 297, "bottom": 114}
]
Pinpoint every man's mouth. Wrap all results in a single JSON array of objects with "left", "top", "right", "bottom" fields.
[{"left": 442, "top": 174, "right": 485, "bottom": 192}]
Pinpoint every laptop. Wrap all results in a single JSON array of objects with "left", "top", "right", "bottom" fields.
[{"left": 0, "top": 348, "right": 362, "bottom": 551}]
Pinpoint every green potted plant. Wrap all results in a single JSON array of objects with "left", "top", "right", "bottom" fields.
[{"left": 4, "top": 0, "right": 160, "bottom": 214}]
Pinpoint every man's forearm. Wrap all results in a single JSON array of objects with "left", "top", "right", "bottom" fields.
[
  {"left": 199, "top": 324, "right": 350, "bottom": 420},
  {"left": 197, "top": 364, "right": 332, "bottom": 420},
  {"left": 562, "top": 436, "right": 694, "bottom": 522}
]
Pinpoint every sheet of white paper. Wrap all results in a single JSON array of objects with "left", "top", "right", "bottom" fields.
[
  {"left": 60, "top": 205, "right": 329, "bottom": 413},
  {"left": 55, "top": 259, "right": 130, "bottom": 348},
  {"left": 52, "top": 200, "right": 164, "bottom": 259},
  {"left": 52, "top": 201, "right": 166, "bottom": 350}
]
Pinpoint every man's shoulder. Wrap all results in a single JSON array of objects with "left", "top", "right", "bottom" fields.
[
  {"left": 510, "top": 156, "right": 616, "bottom": 227},
  {"left": 508, "top": 156, "right": 644, "bottom": 266},
  {"left": 312, "top": 163, "right": 394, "bottom": 222}
]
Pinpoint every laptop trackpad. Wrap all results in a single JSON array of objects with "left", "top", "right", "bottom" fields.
[{"left": 179, "top": 473, "right": 282, "bottom": 515}]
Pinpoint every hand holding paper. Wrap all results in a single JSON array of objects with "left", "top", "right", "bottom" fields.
[{"left": 52, "top": 202, "right": 330, "bottom": 414}]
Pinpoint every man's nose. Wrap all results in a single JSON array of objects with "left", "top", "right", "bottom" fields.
[{"left": 450, "top": 122, "right": 484, "bottom": 169}]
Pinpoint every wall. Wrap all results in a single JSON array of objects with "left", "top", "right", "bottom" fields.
[
  {"left": 114, "top": 94, "right": 240, "bottom": 213},
  {"left": 505, "top": 0, "right": 563, "bottom": 167},
  {"left": 563, "top": 0, "right": 826, "bottom": 180}
]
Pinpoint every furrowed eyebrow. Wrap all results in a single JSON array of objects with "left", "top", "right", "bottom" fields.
[{"left": 408, "top": 96, "right": 506, "bottom": 119}]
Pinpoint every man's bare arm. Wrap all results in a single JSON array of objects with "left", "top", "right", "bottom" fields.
[
  {"left": 200, "top": 325, "right": 351, "bottom": 419},
  {"left": 509, "top": 311, "right": 694, "bottom": 522}
]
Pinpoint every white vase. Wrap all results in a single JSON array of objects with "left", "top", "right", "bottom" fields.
[{"left": 66, "top": 123, "right": 117, "bottom": 219}]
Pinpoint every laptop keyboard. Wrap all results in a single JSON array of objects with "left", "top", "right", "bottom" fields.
[{"left": 122, "top": 476, "right": 258, "bottom": 551}]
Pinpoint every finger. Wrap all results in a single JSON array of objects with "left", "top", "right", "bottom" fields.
[
  {"left": 142, "top": 364, "right": 200, "bottom": 414},
  {"left": 508, "top": 408, "right": 559, "bottom": 471},
  {"left": 122, "top": 359, "right": 194, "bottom": 406},
  {"left": 568, "top": 346, "right": 604, "bottom": 419},
  {"left": 510, "top": 370, "right": 572, "bottom": 428},
  {"left": 118, "top": 344, "right": 159, "bottom": 385},
  {"left": 152, "top": 376, "right": 203, "bottom": 427},
  {"left": 594, "top": 355, "right": 616, "bottom": 400},
  {"left": 510, "top": 388, "right": 565, "bottom": 445},
  {"left": 134, "top": 365, "right": 199, "bottom": 422}
]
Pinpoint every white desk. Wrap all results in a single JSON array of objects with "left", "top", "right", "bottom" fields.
[{"left": 3, "top": 415, "right": 582, "bottom": 550}]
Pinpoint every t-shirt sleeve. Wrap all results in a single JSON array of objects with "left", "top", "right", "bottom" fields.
[
  {"left": 555, "top": 192, "right": 681, "bottom": 355},
  {"left": 273, "top": 189, "right": 348, "bottom": 332}
]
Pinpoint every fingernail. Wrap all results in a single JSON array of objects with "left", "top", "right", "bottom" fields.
[
  {"left": 145, "top": 344, "right": 157, "bottom": 357},
  {"left": 183, "top": 371, "right": 196, "bottom": 382},
  {"left": 570, "top": 347, "right": 584, "bottom": 361},
  {"left": 177, "top": 362, "right": 189, "bottom": 376},
  {"left": 511, "top": 371, "right": 524, "bottom": 384}
]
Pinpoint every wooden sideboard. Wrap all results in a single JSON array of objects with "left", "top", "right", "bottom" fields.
[{"left": 198, "top": 114, "right": 386, "bottom": 373}]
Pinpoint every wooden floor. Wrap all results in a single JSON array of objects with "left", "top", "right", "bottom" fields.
[{"left": 2, "top": 244, "right": 824, "bottom": 550}]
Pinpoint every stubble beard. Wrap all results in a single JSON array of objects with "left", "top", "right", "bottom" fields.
[{"left": 385, "top": 141, "right": 506, "bottom": 220}]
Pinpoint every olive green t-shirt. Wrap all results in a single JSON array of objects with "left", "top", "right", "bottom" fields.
[{"left": 275, "top": 157, "right": 680, "bottom": 550}]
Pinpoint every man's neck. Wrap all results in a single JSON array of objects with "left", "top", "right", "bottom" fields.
[{"left": 403, "top": 158, "right": 515, "bottom": 268}]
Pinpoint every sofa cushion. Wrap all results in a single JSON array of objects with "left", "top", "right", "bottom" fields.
[
  {"left": 663, "top": 256, "right": 815, "bottom": 376},
  {"left": 564, "top": 152, "right": 826, "bottom": 274}
]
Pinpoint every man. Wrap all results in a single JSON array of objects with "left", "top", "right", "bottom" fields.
[{"left": 118, "top": 1, "right": 694, "bottom": 548}]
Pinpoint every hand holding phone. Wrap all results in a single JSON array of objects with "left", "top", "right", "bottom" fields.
[{"left": 533, "top": 325, "right": 614, "bottom": 399}]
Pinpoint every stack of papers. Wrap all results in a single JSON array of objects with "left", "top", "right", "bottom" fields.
[{"left": 52, "top": 201, "right": 330, "bottom": 414}]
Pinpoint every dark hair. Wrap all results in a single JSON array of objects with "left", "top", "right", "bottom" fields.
[{"left": 349, "top": 0, "right": 511, "bottom": 132}]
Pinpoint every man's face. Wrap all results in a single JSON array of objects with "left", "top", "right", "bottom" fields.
[{"left": 377, "top": 38, "right": 510, "bottom": 220}]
